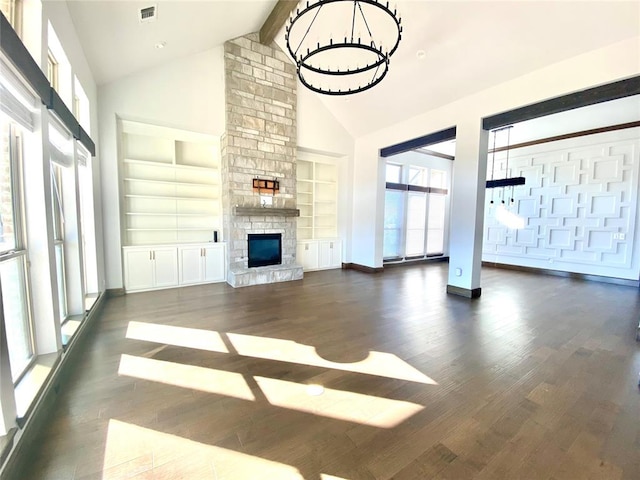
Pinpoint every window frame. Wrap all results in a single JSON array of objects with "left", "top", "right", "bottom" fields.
[
  {"left": 0, "top": 0, "right": 22, "bottom": 36},
  {"left": 383, "top": 162, "right": 449, "bottom": 261},
  {"left": 0, "top": 119, "right": 36, "bottom": 383},
  {"left": 47, "top": 50, "right": 59, "bottom": 91},
  {"left": 50, "top": 160, "right": 68, "bottom": 324}
]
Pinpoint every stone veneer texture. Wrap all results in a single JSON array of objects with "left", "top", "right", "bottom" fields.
[{"left": 222, "top": 33, "right": 299, "bottom": 284}]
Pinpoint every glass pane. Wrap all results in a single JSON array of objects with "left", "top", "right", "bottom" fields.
[
  {"left": 383, "top": 190, "right": 404, "bottom": 258},
  {"left": 427, "top": 194, "right": 446, "bottom": 254},
  {"left": 383, "top": 229, "right": 402, "bottom": 258},
  {"left": 0, "top": 0, "right": 15, "bottom": 28},
  {"left": 55, "top": 243, "right": 67, "bottom": 321},
  {"left": 430, "top": 170, "right": 446, "bottom": 189},
  {"left": 408, "top": 167, "right": 427, "bottom": 187},
  {"left": 0, "top": 121, "right": 17, "bottom": 253},
  {"left": 51, "top": 165, "right": 64, "bottom": 240},
  {"left": 384, "top": 190, "right": 404, "bottom": 229},
  {"left": 385, "top": 163, "right": 401, "bottom": 184},
  {"left": 405, "top": 193, "right": 426, "bottom": 256},
  {"left": 0, "top": 255, "right": 33, "bottom": 380}
]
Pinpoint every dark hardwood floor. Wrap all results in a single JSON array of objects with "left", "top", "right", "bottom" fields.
[{"left": 13, "top": 264, "right": 640, "bottom": 479}]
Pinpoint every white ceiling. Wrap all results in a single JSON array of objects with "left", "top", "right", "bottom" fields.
[
  {"left": 63, "top": 0, "right": 278, "bottom": 85},
  {"left": 301, "top": 0, "right": 640, "bottom": 137},
  {"left": 62, "top": 1, "right": 640, "bottom": 138}
]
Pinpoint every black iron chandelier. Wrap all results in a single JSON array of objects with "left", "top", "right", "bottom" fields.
[
  {"left": 487, "top": 126, "right": 525, "bottom": 205},
  {"left": 285, "top": 0, "right": 403, "bottom": 95}
]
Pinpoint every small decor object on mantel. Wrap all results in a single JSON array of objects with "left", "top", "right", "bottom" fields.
[{"left": 253, "top": 177, "right": 280, "bottom": 195}]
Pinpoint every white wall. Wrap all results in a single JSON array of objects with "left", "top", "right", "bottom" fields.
[
  {"left": 483, "top": 127, "right": 640, "bottom": 280},
  {"left": 297, "top": 86, "right": 355, "bottom": 261},
  {"left": 350, "top": 36, "right": 640, "bottom": 283}
]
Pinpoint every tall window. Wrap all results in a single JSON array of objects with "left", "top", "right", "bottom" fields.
[
  {"left": 383, "top": 163, "right": 449, "bottom": 260},
  {"left": 51, "top": 163, "right": 67, "bottom": 322},
  {"left": 383, "top": 163, "right": 404, "bottom": 257},
  {"left": 0, "top": 0, "right": 21, "bottom": 34},
  {"left": 383, "top": 190, "right": 404, "bottom": 258},
  {"left": 0, "top": 119, "right": 34, "bottom": 381},
  {"left": 47, "top": 50, "right": 59, "bottom": 91}
]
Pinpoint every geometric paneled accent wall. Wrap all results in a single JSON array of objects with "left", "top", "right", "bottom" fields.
[{"left": 483, "top": 128, "right": 640, "bottom": 279}]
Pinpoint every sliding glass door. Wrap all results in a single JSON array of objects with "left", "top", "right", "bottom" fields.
[{"left": 383, "top": 162, "right": 449, "bottom": 261}]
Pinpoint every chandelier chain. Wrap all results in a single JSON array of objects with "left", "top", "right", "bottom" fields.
[
  {"left": 350, "top": 1, "right": 357, "bottom": 41},
  {"left": 293, "top": 3, "right": 324, "bottom": 58},
  {"left": 356, "top": 1, "right": 376, "bottom": 49}
]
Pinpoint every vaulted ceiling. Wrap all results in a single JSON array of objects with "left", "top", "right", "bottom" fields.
[
  {"left": 63, "top": 1, "right": 640, "bottom": 138},
  {"left": 63, "top": 0, "right": 277, "bottom": 85}
]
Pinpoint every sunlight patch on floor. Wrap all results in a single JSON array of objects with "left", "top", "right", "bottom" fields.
[
  {"left": 228, "top": 332, "right": 438, "bottom": 384},
  {"left": 124, "top": 321, "right": 436, "bottom": 385},
  {"left": 103, "top": 419, "right": 343, "bottom": 480},
  {"left": 126, "top": 321, "right": 229, "bottom": 353},
  {"left": 118, "top": 354, "right": 255, "bottom": 400},
  {"left": 255, "top": 376, "right": 424, "bottom": 428}
]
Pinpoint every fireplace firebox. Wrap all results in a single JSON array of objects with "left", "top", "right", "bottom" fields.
[{"left": 247, "top": 233, "right": 282, "bottom": 268}]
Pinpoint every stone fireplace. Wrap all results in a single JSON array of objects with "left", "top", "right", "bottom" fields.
[{"left": 222, "top": 33, "right": 303, "bottom": 287}]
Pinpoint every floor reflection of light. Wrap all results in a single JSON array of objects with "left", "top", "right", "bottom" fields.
[
  {"left": 14, "top": 364, "right": 53, "bottom": 417},
  {"left": 118, "top": 354, "right": 255, "bottom": 400},
  {"left": 126, "top": 321, "right": 229, "bottom": 353},
  {"left": 102, "top": 419, "right": 347, "bottom": 480},
  {"left": 228, "top": 332, "right": 437, "bottom": 384},
  {"left": 104, "top": 419, "right": 344, "bottom": 479},
  {"left": 255, "top": 376, "right": 424, "bottom": 428},
  {"left": 124, "top": 322, "right": 436, "bottom": 385},
  {"left": 61, "top": 319, "right": 81, "bottom": 338},
  {"left": 495, "top": 204, "right": 526, "bottom": 229}
]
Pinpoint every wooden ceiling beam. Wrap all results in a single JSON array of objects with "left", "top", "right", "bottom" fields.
[{"left": 260, "top": 0, "right": 299, "bottom": 46}]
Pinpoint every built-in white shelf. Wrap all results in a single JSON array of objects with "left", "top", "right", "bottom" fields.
[
  {"left": 124, "top": 178, "right": 214, "bottom": 187},
  {"left": 126, "top": 227, "right": 214, "bottom": 230},
  {"left": 126, "top": 212, "right": 214, "bottom": 217},
  {"left": 297, "top": 155, "right": 338, "bottom": 240},
  {"left": 124, "top": 194, "right": 216, "bottom": 201},
  {"left": 124, "top": 158, "right": 218, "bottom": 173},
  {"left": 119, "top": 120, "right": 222, "bottom": 247}
]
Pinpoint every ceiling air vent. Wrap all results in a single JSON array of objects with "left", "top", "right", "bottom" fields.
[{"left": 139, "top": 5, "right": 157, "bottom": 23}]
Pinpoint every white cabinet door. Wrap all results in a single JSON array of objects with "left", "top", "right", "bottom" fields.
[
  {"left": 330, "top": 240, "right": 342, "bottom": 268},
  {"left": 318, "top": 241, "right": 332, "bottom": 269},
  {"left": 203, "top": 245, "right": 225, "bottom": 282},
  {"left": 319, "top": 240, "right": 342, "bottom": 269},
  {"left": 179, "top": 246, "right": 204, "bottom": 285},
  {"left": 124, "top": 249, "right": 154, "bottom": 291},
  {"left": 297, "top": 241, "right": 319, "bottom": 270},
  {"left": 152, "top": 248, "right": 179, "bottom": 288}
]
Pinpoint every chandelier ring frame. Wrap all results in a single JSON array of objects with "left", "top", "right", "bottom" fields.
[
  {"left": 297, "top": 42, "right": 388, "bottom": 76},
  {"left": 298, "top": 59, "right": 390, "bottom": 95},
  {"left": 286, "top": 0, "right": 402, "bottom": 60}
]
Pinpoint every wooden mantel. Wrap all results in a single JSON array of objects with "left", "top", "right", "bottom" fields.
[{"left": 233, "top": 206, "right": 300, "bottom": 217}]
